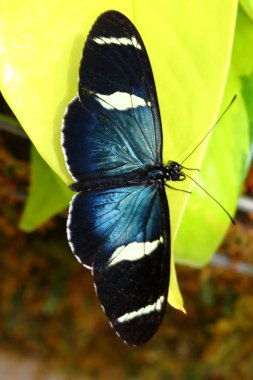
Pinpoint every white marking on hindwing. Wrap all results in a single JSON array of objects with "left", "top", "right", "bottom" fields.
[
  {"left": 95, "top": 91, "right": 151, "bottom": 111},
  {"left": 108, "top": 237, "right": 163, "bottom": 267},
  {"left": 116, "top": 295, "right": 165, "bottom": 323},
  {"left": 93, "top": 36, "right": 142, "bottom": 50}
]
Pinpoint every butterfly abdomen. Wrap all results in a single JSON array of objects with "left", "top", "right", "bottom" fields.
[{"left": 70, "top": 166, "right": 168, "bottom": 192}]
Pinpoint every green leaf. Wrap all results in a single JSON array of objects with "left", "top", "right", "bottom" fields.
[
  {"left": 240, "top": 0, "right": 253, "bottom": 21},
  {"left": 19, "top": 147, "right": 72, "bottom": 232},
  {"left": 0, "top": 1, "right": 238, "bottom": 310},
  {"left": 174, "top": 5, "right": 253, "bottom": 266}
]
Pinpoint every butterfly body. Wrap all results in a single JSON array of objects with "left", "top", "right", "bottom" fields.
[
  {"left": 70, "top": 161, "right": 185, "bottom": 193},
  {"left": 62, "top": 10, "right": 177, "bottom": 345}
]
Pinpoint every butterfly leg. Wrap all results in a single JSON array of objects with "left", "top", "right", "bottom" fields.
[{"left": 165, "top": 183, "right": 191, "bottom": 194}]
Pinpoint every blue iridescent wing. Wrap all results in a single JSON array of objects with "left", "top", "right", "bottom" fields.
[
  {"left": 67, "top": 184, "right": 170, "bottom": 345},
  {"left": 62, "top": 10, "right": 162, "bottom": 181}
]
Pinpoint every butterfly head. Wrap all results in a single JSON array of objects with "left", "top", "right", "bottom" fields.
[{"left": 164, "top": 161, "right": 186, "bottom": 182}]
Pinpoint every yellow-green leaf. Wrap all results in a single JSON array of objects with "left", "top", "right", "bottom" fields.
[{"left": 19, "top": 146, "right": 72, "bottom": 232}]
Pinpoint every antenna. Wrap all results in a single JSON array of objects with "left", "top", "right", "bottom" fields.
[
  {"left": 184, "top": 172, "right": 235, "bottom": 224},
  {"left": 176, "top": 95, "right": 237, "bottom": 224},
  {"left": 181, "top": 95, "right": 237, "bottom": 165}
]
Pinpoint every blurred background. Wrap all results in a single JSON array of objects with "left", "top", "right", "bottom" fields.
[
  {"left": 1, "top": 91, "right": 253, "bottom": 379},
  {"left": 1, "top": 1, "right": 253, "bottom": 379}
]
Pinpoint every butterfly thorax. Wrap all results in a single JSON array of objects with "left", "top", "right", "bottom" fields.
[{"left": 147, "top": 161, "right": 185, "bottom": 183}]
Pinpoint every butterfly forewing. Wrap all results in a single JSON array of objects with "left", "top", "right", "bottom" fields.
[
  {"left": 62, "top": 11, "right": 162, "bottom": 181},
  {"left": 62, "top": 10, "right": 170, "bottom": 345}
]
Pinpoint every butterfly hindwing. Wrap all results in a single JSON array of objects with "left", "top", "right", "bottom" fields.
[
  {"left": 67, "top": 184, "right": 170, "bottom": 345},
  {"left": 62, "top": 94, "right": 159, "bottom": 181}
]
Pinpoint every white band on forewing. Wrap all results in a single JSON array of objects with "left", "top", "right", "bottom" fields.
[
  {"left": 95, "top": 91, "right": 151, "bottom": 110},
  {"left": 108, "top": 237, "right": 163, "bottom": 267},
  {"left": 93, "top": 36, "right": 142, "bottom": 50},
  {"left": 117, "top": 295, "right": 165, "bottom": 323}
]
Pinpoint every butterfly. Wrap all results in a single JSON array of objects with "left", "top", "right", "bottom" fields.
[{"left": 61, "top": 10, "right": 192, "bottom": 346}]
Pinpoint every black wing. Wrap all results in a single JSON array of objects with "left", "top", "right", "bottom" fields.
[
  {"left": 62, "top": 10, "right": 162, "bottom": 182},
  {"left": 67, "top": 184, "right": 170, "bottom": 345}
]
